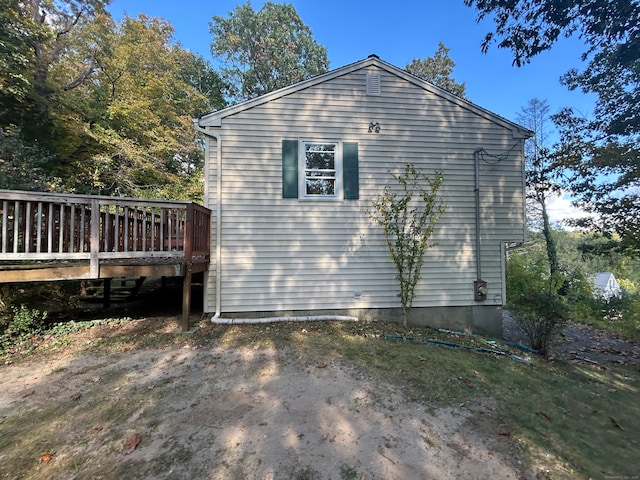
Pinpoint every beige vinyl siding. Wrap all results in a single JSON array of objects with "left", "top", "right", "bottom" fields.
[{"left": 204, "top": 65, "right": 526, "bottom": 314}]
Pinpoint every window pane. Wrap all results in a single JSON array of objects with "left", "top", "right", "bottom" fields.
[
  {"left": 306, "top": 179, "right": 335, "bottom": 195},
  {"left": 303, "top": 142, "right": 337, "bottom": 196},
  {"left": 305, "top": 144, "right": 335, "bottom": 170}
]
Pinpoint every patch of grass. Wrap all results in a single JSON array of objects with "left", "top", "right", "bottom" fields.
[{"left": 339, "top": 463, "right": 360, "bottom": 480}]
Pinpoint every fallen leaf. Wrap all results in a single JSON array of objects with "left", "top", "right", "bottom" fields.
[
  {"left": 447, "top": 442, "right": 464, "bottom": 453},
  {"left": 609, "top": 417, "right": 624, "bottom": 430},
  {"left": 70, "top": 392, "right": 82, "bottom": 401},
  {"left": 498, "top": 431, "right": 511, "bottom": 437},
  {"left": 190, "top": 400, "right": 200, "bottom": 407},
  {"left": 536, "top": 412, "right": 551, "bottom": 422},
  {"left": 317, "top": 363, "right": 327, "bottom": 369},
  {"left": 21, "top": 390, "right": 35, "bottom": 398},
  {"left": 39, "top": 452, "right": 52, "bottom": 464},
  {"left": 458, "top": 377, "right": 475, "bottom": 388},
  {"left": 122, "top": 434, "right": 141, "bottom": 454},
  {"left": 259, "top": 421, "right": 268, "bottom": 426}
]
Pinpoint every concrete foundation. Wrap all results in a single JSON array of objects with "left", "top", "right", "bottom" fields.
[{"left": 211, "top": 305, "right": 504, "bottom": 339}]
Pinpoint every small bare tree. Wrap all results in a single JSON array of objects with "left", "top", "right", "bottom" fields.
[{"left": 368, "top": 164, "right": 445, "bottom": 326}]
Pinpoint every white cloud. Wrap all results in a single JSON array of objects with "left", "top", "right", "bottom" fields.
[{"left": 545, "top": 192, "right": 593, "bottom": 229}]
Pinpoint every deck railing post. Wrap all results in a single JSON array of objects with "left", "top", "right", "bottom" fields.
[
  {"left": 184, "top": 204, "right": 193, "bottom": 262},
  {"left": 90, "top": 199, "right": 100, "bottom": 278}
]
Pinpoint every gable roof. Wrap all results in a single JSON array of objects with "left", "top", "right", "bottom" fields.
[
  {"left": 196, "top": 55, "right": 533, "bottom": 138},
  {"left": 594, "top": 272, "right": 621, "bottom": 291}
]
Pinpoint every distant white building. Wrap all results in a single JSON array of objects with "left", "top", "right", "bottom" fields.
[{"left": 593, "top": 272, "right": 622, "bottom": 300}]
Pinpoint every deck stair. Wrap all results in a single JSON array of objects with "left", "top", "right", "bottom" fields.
[{"left": 81, "top": 277, "right": 146, "bottom": 307}]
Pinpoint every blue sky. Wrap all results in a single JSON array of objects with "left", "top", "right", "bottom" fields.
[
  {"left": 107, "top": 0, "right": 595, "bottom": 224},
  {"left": 108, "top": 0, "right": 595, "bottom": 124}
]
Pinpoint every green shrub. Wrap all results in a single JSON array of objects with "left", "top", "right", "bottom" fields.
[
  {"left": 0, "top": 304, "right": 48, "bottom": 351},
  {"left": 506, "top": 255, "right": 570, "bottom": 356}
]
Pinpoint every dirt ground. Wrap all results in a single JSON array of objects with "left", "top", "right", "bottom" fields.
[
  {"left": 1, "top": 309, "right": 637, "bottom": 479},
  {"left": 502, "top": 310, "right": 640, "bottom": 368}
]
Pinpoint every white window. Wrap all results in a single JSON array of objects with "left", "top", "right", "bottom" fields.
[{"left": 301, "top": 142, "right": 340, "bottom": 198}]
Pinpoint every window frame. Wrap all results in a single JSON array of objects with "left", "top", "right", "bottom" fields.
[{"left": 299, "top": 140, "right": 343, "bottom": 200}]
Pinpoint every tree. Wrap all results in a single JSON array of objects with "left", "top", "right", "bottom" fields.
[
  {"left": 11, "top": 0, "right": 111, "bottom": 147},
  {"left": 464, "top": 0, "right": 640, "bottom": 252},
  {"left": 0, "top": 127, "right": 59, "bottom": 191},
  {"left": 516, "top": 98, "right": 560, "bottom": 274},
  {"left": 368, "top": 164, "right": 445, "bottom": 326},
  {"left": 56, "top": 15, "right": 224, "bottom": 199},
  {"left": 405, "top": 42, "right": 467, "bottom": 98},
  {"left": 210, "top": 1, "right": 329, "bottom": 102},
  {"left": 0, "top": 0, "right": 40, "bottom": 126}
]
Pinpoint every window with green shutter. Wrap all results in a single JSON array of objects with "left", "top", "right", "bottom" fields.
[{"left": 282, "top": 140, "right": 358, "bottom": 200}]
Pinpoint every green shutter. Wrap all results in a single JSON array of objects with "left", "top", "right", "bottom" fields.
[
  {"left": 282, "top": 139, "right": 298, "bottom": 198},
  {"left": 343, "top": 142, "right": 359, "bottom": 200}
]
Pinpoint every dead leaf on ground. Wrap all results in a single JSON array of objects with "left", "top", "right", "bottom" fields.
[
  {"left": 122, "top": 434, "right": 141, "bottom": 454},
  {"left": 316, "top": 363, "right": 327, "bottom": 368},
  {"left": 458, "top": 376, "right": 475, "bottom": 388},
  {"left": 498, "top": 431, "right": 511, "bottom": 437},
  {"left": 39, "top": 452, "right": 52, "bottom": 464},
  {"left": 609, "top": 417, "right": 624, "bottom": 430},
  {"left": 70, "top": 392, "right": 82, "bottom": 401},
  {"left": 21, "top": 389, "right": 35, "bottom": 398},
  {"left": 447, "top": 442, "right": 465, "bottom": 454},
  {"left": 536, "top": 412, "right": 551, "bottom": 422}
]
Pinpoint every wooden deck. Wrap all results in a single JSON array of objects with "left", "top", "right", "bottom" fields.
[{"left": 0, "top": 189, "right": 211, "bottom": 331}]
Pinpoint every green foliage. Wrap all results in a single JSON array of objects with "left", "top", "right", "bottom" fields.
[
  {"left": 0, "top": 305, "right": 48, "bottom": 351},
  {"left": 1, "top": 3, "right": 227, "bottom": 202},
  {"left": 210, "top": 1, "right": 329, "bottom": 102},
  {"left": 0, "top": 0, "right": 40, "bottom": 124},
  {"left": 465, "top": 0, "right": 640, "bottom": 251},
  {"left": 53, "top": 14, "right": 221, "bottom": 198},
  {"left": 405, "top": 42, "right": 467, "bottom": 98},
  {"left": 506, "top": 254, "right": 570, "bottom": 356},
  {"left": 368, "top": 164, "right": 445, "bottom": 326},
  {"left": 508, "top": 229, "right": 640, "bottom": 347},
  {"left": 0, "top": 128, "right": 60, "bottom": 191}
]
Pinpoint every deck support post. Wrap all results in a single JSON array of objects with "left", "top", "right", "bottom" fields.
[
  {"left": 103, "top": 278, "right": 112, "bottom": 309},
  {"left": 181, "top": 265, "right": 192, "bottom": 332}
]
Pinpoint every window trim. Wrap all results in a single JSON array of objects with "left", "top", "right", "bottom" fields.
[{"left": 299, "top": 140, "right": 343, "bottom": 200}]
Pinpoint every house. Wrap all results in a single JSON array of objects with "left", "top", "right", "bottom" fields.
[
  {"left": 193, "top": 55, "right": 532, "bottom": 337},
  {"left": 593, "top": 272, "right": 622, "bottom": 300}
]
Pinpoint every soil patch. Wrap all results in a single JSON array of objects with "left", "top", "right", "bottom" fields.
[
  {"left": 502, "top": 310, "right": 640, "bottom": 367},
  {"left": 1, "top": 318, "right": 528, "bottom": 480}
]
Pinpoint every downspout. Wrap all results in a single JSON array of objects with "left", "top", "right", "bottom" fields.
[{"left": 193, "top": 119, "right": 222, "bottom": 319}]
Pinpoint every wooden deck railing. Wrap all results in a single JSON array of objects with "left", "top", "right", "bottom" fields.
[{"left": 0, "top": 189, "right": 210, "bottom": 277}]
